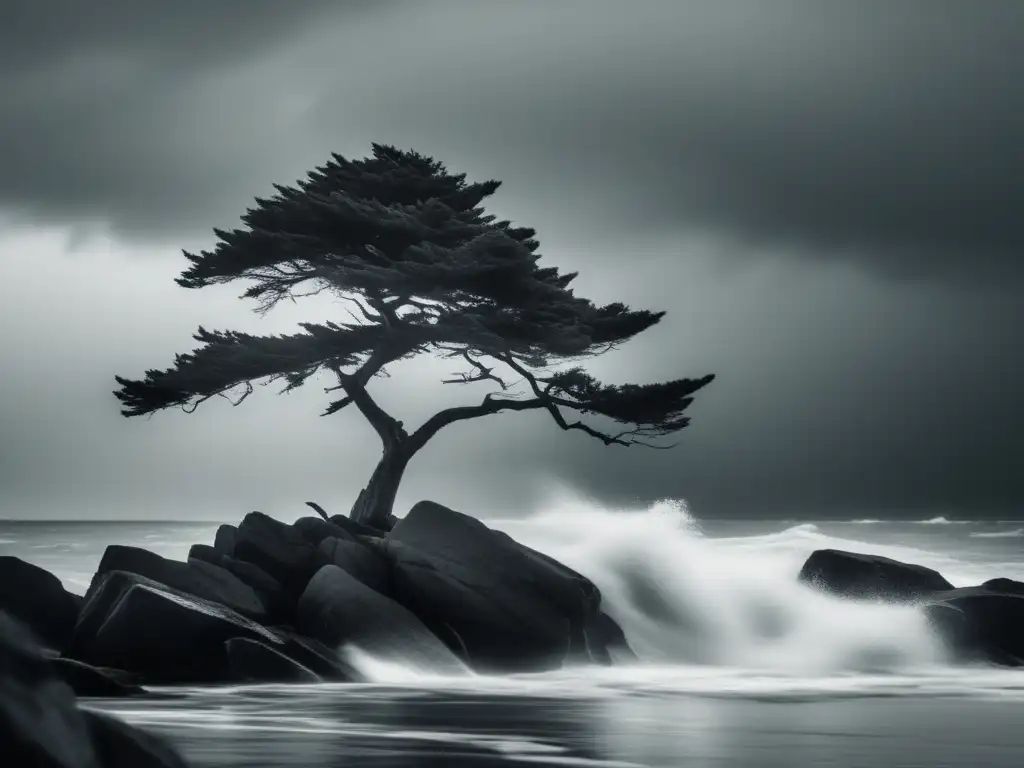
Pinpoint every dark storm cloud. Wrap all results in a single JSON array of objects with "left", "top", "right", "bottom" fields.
[
  {"left": 0, "top": 0, "right": 386, "bottom": 236},
  {"left": 1, "top": 1, "right": 1022, "bottom": 281},
  {"left": 0, "top": 2, "right": 1021, "bottom": 521}
]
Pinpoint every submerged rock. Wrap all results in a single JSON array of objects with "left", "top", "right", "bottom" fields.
[
  {"left": 69, "top": 571, "right": 283, "bottom": 683},
  {"left": 386, "top": 501, "right": 603, "bottom": 672},
  {"left": 0, "top": 556, "right": 82, "bottom": 651},
  {"left": 798, "top": 549, "right": 954, "bottom": 601},
  {"left": 296, "top": 564, "right": 465, "bottom": 675}
]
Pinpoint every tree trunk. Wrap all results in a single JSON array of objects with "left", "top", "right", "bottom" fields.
[{"left": 349, "top": 448, "right": 409, "bottom": 530}]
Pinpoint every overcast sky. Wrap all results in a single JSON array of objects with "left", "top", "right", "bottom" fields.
[{"left": 1, "top": 0, "right": 1022, "bottom": 521}]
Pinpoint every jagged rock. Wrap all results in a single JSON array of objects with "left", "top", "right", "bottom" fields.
[
  {"left": 50, "top": 657, "right": 146, "bottom": 697},
  {"left": 387, "top": 501, "right": 602, "bottom": 672},
  {"left": 233, "top": 512, "right": 320, "bottom": 594},
  {"left": 798, "top": 549, "right": 954, "bottom": 601},
  {"left": 224, "top": 637, "right": 321, "bottom": 683},
  {"left": 924, "top": 587, "right": 1024, "bottom": 666},
  {"left": 0, "top": 556, "right": 82, "bottom": 651},
  {"left": 316, "top": 536, "right": 390, "bottom": 595},
  {"left": 296, "top": 565, "right": 465, "bottom": 675},
  {"left": 68, "top": 571, "right": 283, "bottom": 683},
  {"left": 92, "top": 545, "right": 269, "bottom": 622},
  {"left": 83, "top": 710, "right": 190, "bottom": 768},
  {"left": 214, "top": 524, "right": 237, "bottom": 557}
]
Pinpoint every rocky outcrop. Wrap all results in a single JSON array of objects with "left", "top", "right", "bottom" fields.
[
  {"left": 186, "top": 546, "right": 292, "bottom": 621},
  {"left": 924, "top": 586, "right": 1024, "bottom": 666},
  {"left": 68, "top": 571, "right": 285, "bottom": 683},
  {"left": 0, "top": 611, "right": 189, "bottom": 767},
  {"left": 93, "top": 545, "right": 270, "bottom": 622},
  {"left": 798, "top": 548, "right": 1024, "bottom": 666},
  {"left": 296, "top": 564, "right": 466, "bottom": 675},
  {"left": 798, "top": 549, "right": 954, "bottom": 601},
  {"left": 6, "top": 501, "right": 638, "bottom": 691},
  {"left": 386, "top": 501, "right": 603, "bottom": 672},
  {"left": 315, "top": 536, "right": 390, "bottom": 594},
  {"left": 233, "top": 512, "right": 321, "bottom": 594},
  {"left": 0, "top": 555, "right": 82, "bottom": 651}
]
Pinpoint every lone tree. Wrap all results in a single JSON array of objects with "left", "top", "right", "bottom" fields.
[{"left": 114, "top": 145, "right": 714, "bottom": 529}]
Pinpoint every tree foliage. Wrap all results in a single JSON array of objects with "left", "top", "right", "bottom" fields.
[{"left": 113, "top": 145, "right": 713, "bottom": 523}]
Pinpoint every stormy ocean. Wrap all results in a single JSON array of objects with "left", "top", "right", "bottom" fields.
[{"left": 3, "top": 500, "right": 1024, "bottom": 768}]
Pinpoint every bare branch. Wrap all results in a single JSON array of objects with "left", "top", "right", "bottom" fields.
[{"left": 305, "top": 501, "right": 331, "bottom": 521}]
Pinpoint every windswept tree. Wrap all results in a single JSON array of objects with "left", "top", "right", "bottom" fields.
[{"left": 114, "top": 145, "right": 714, "bottom": 529}]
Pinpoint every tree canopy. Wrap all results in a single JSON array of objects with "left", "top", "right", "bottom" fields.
[{"left": 113, "top": 144, "right": 714, "bottom": 528}]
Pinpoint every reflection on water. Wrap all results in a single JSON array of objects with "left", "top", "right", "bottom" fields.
[{"left": 85, "top": 682, "right": 1024, "bottom": 768}]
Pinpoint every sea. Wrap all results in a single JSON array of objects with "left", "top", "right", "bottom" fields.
[{"left": 3, "top": 499, "right": 1024, "bottom": 768}]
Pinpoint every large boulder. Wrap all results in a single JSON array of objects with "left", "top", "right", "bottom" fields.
[
  {"left": 798, "top": 549, "right": 954, "bottom": 601},
  {"left": 924, "top": 586, "right": 1024, "bottom": 666},
  {"left": 0, "top": 611, "right": 187, "bottom": 768},
  {"left": 0, "top": 556, "right": 82, "bottom": 651},
  {"left": 315, "top": 536, "right": 390, "bottom": 595},
  {"left": 233, "top": 512, "right": 320, "bottom": 594},
  {"left": 296, "top": 565, "right": 465, "bottom": 675},
  {"left": 92, "top": 545, "right": 269, "bottom": 622},
  {"left": 386, "top": 501, "right": 603, "bottom": 672},
  {"left": 224, "top": 637, "right": 320, "bottom": 683},
  {"left": 68, "top": 571, "right": 283, "bottom": 683},
  {"left": 187, "top": 546, "right": 293, "bottom": 621},
  {"left": 213, "top": 524, "right": 238, "bottom": 556}
]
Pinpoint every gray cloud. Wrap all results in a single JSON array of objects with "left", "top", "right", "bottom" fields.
[{"left": 2, "top": 1, "right": 1022, "bottom": 281}]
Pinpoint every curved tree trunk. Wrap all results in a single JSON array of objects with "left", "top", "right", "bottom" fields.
[{"left": 349, "top": 448, "right": 410, "bottom": 530}]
